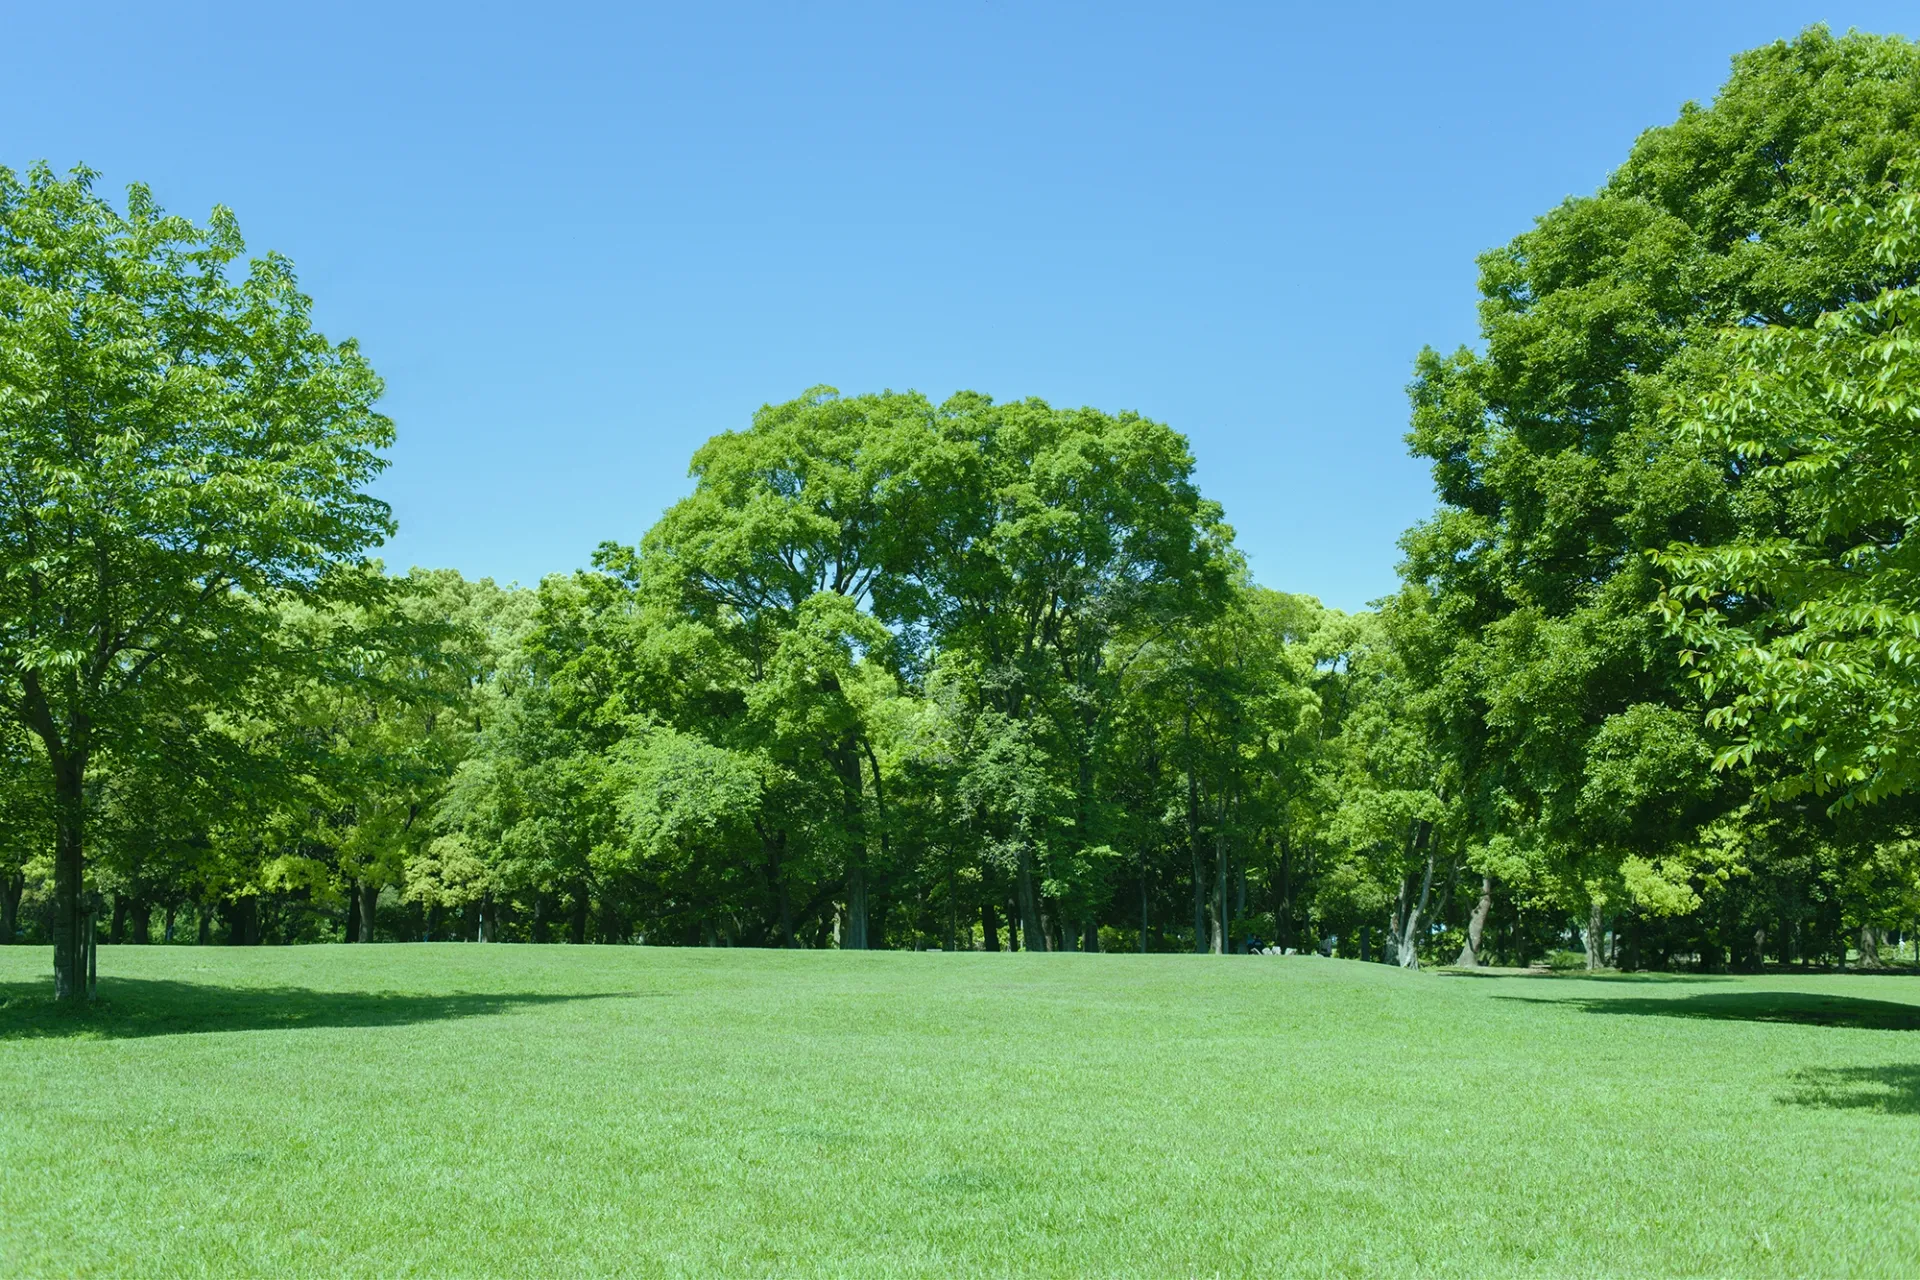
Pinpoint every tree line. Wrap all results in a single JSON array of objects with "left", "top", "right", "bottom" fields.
[{"left": 6, "top": 27, "right": 1920, "bottom": 998}]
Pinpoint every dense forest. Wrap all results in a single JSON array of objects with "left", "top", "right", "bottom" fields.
[{"left": 7, "top": 28, "right": 1920, "bottom": 998}]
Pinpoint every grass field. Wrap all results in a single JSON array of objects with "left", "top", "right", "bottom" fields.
[{"left": 1, "top": 946, "right": 1916, "bottom": 1278}]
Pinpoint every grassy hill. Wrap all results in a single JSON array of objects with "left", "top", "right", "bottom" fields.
[{"left": 2, "top": 946, "right": 1916, "bottom": 1277}]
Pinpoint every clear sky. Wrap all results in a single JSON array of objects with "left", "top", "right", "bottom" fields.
[{"left": 8, "top": 2, "right": 1916, "bottom": 609}]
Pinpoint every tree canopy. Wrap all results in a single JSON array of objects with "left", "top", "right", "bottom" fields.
[{"left": 6, "top": 27, "right": 1920, "bottom": 983}]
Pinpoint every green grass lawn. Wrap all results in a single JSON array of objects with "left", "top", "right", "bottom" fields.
[{"left": 1, "top": 946, "right": 1916, "bottom": 1277}]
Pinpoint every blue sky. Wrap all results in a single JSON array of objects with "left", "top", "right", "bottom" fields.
[{"left": 8, "top": 2, "right": 1916, "bottom": 609}]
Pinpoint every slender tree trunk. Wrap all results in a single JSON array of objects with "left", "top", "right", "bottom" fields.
[
  {"left": 1276, "top": 829, "right": 1292, "bottom": 951},
  {"left": 532, "top": 894, "right": 550, "bottom": 943},
  {"left": 1398, "top": 826, "right": 1436, "bottom": 969},
  {"left": 130, "top": 900, "right": 151, "bottom": 945},
  {"left": 1140, "top": 851, "right": 1149, "bottom": 953},
  {"left": 569, "top": 885, "right": 589, "bottom": 945},
  {"left": 846, "top": 865, "right": 869, "bottom": 950},
  {"left": 1185, "top": 703, "right": 1205, "bottom": 955},
  {"left": 51, "top": 752, "right": 87, "bottom": 1001},
  {"left": 1016, "top": 844, "right": 1044, "bottom": 952},
  {"left": 981, "top": 902, "right": 1000, "bottom": 952},
  {"left": 1455, "top": 874, "right": 1493, "bottom": 967},
  {"left": 357, "top": 880, "right": 378, "bottom": 943},
  {"left": 1211, "top": 823, "right": 1228, "bottom": 955},
  {"left": 945, "top": 868, "right": 958, "bottom": 953},
  {"left": 110, "top": 895, "right": 129, "bottom": 944},
  {"left": 1, "top": 870, "right": 22, "bottom": 944},
  {"left": 1390, "top": 876, "right": 1412, "bottom": 964},
  {"left": 478, "top": 895, "right": 497, "bottom": 942},
  {"left": 1584, "top": 901, "right": 1605, "bottom": 972},
  {"left": 1082, "top": 919, "right": 1098, "bottom": 953},
  {"left": 197, "top": 903, "right": 212, "bottom": 946}
]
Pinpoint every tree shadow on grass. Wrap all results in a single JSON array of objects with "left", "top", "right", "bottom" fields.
[
  {"left": 1439, "top": 969, "right": 1738, "bottom": 983},
  {"left": 0, "top": 977, "right": 640, "bottom": 1041},
  {"left": 1496, "top": 989, "right": 1920, "bottom": 1031},
  {"left": 1779, "top": 1065, "right": 1920, "bottom": 1115}
]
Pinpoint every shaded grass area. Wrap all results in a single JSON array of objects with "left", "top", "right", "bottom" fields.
[
  {"left": 1782, "top": 1064, "right": 1920, "bottom": 1115},
  {"left": 0, "top": 976, "right": 634, "bottom": 1040},
  {"left": 1494, "top": 987, "right": 1920, "bottom": 1031},
  {"left": 0, "top": 946, "right": 1916, "bottom": 1278}
]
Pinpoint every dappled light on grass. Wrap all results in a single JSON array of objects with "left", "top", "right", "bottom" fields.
[
  {"left": 1781, "top": 1065, "right": 1920, "bottom": 1116},
  {"left": 0, "top": 977, "right": 637, "bottom": 1041},
  {"left": 1498, "top": 989, "right": 1920, "bottom": 1031}
]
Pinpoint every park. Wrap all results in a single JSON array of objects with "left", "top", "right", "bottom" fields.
[{"left": 5, "top": 10, "right": 1920, "bottom": 1277}]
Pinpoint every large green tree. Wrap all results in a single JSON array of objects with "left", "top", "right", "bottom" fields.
[
  {"left": 0, "top": 165, "right": 392, "bottom": 997},
  {"left": 1398, "top": 29, "right": 1920, "bottom": 964}
]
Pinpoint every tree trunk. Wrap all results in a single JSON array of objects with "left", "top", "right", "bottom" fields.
[
  {"left": 1082, "top": 919, "right": 1099, "bottom": 953},
  {"left": 478, "top": 895, "right": 497, "bottom": 943},
  {"left": 227, "top": 896, "right": 260, "bottom": 946},
  {"left": 1276, "top": 829, "right": 1292, "bottom": 951},
  {"left": 1455, "top": 874, "right": 1493, "bottom": 967},
  {"left": 981, "top": 902, "right": 1000, "bottom": 952},
  {"left": 569, "top": 885, "right": 589, "bottom": 945},
  {"left": 1398, "top": 828, "right": 1436, "bottom": 969},
  {"left": 1584, "top": 900, "right": 1605, "bottom": 972},
  {"left": 1140, "top": 853, "right": 1149, "bottom": 953},
  {"left": 1858, "top": 924, "right": 1884, "bottom": 969},
  {"left": 1185, "top": 704, "right": 1205, "bottom": 955},
  {"left": 197, "top": 904, "right": 212, "bottom": 946},
  {"left": 532, "top": 893, "right": 550, "bottom": 943},
  {"left": 110, "top": 895, "right": 129, "bottom": 945},
  {"left": 846, "top": 865, "right": 870, "bottom": 950},
  {"left": 1016, "top": 844, "right": 1044, "bottom": 952},
  {"left": 1211, "top": 822, "right": 1228, "bottom": 955},
  {"left": 1390, "top": 876, "right": 1412, "bottom": 964},
  {"left": 51, "top": 752, "right": 87, "bottom": 1001},
  {"left": 1, "top": 870, "right": 23, "bottom": 944},
  {"left": 130, "top": 899, "right": 151, "bottom": 945},
  {"left": 357, "top": 879, "right": 379, "bottom": 942}
]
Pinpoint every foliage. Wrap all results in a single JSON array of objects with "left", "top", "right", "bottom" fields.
[{"left": 1658, "top": 192, "right": 1920, "bottom": 808}]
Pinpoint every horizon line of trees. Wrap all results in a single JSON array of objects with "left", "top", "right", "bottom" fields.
[{"left": 7, "top": 26, "right": 1920, "bottom": 997}]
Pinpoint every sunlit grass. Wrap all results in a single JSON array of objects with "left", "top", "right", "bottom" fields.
[{"left": 1, "top": 946, "right": 1915, "bottom": 1277}]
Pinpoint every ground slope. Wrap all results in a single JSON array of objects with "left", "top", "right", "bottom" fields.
[{"left": 1, "top": 946, "right": 1915, "bottom": 1277}]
